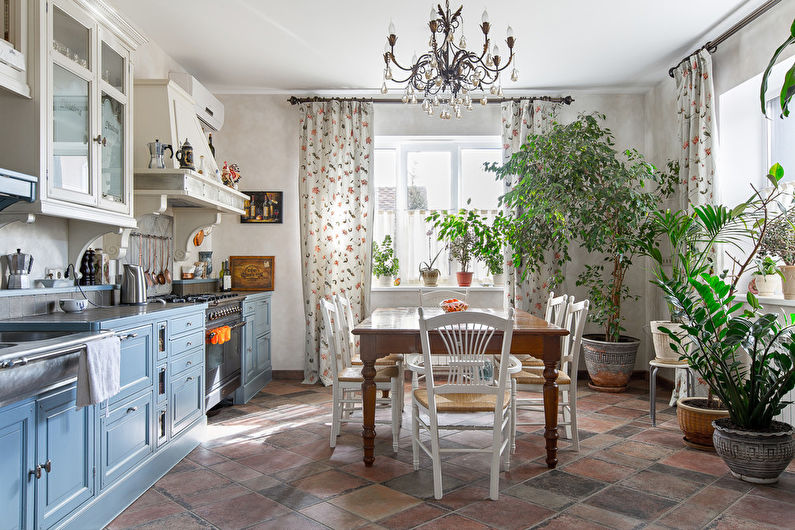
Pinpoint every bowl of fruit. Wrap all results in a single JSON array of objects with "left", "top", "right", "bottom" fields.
[{"left": 440, "top": 298, "right": 469, "bottom": 313}]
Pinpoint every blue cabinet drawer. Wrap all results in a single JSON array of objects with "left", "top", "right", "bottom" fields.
[
  {"left": 100, "top": 391, "right": 153, "bottom": 489},
  {"left": 169, "top": 312, "right": 203, "bottom": 337},
  {"left": 255, "top": 332, "right": 271, "bottom": 374},
  {"left": 0, "top": 400, "right": 35, "bottom": 530},
  {"left": 169, "top": 346, "right": 203, "bottom": 377},
  {"left": 252, "top": 298, "right": 270, "bottom": 337},
  {"left": 170, "top": 367, "right": 203, "bottom": 437},
  {"left": 169, "top": 329, "right": 204, "bottom": 358},
  {"left": 111, "top": 324, "right": 154, "bottom": 406}
]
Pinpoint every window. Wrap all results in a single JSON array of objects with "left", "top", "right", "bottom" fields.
[
  {"left": 373, "top": 136, "right": 502, "bottom": 284},
  {"left": 767, "top": 97, "right": 795, "bottom": 180}
]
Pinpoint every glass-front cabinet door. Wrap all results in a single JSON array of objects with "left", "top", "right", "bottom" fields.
[
  {"left": 98, "top": 31, "right": 130, "bottom": 214},
  {"left": 48, "top": 2, "right": 96, "bottom": 206}
]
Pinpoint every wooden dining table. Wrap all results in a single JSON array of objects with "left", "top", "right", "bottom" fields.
[{"left": 352, "top": 307, "right": 569, "bottom": 469}]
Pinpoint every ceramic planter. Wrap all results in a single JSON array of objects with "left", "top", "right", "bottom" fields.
[
  {"left": 650, "top": 321, "right": 686, "bottom": 363},
  {"left": 420, "top": 268, "right": 440, "bottom": 287},
  {"left": 582, "top": 335, "right": 640, "bottom": 392},
  {"left": 781, "top": 265, "right": 795, "bottom": 300},
  {"left": 754, "top": 274, "right": 781, "bottom": 297},
  {"left": 375, "top": 275, "right": 394, "bottom": 287},
  {"left": 713, "top": 418, "right": 794, "bottom": 483},
  {"left": 492, "top": 273, "right": 505, "bottom": 286},
  {"left": 676, "top": 396, "right": 729, "bottom": 450},
  {"left": 456, "top": 271, "right": 473, "bottom": 287}
]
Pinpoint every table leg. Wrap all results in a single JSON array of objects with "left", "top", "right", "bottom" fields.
[
  {"left": 542, "top": 336, "right": 560, "bottom": 469},
  {"left": 361, "top": 356, "right": 377, "bottom": 467},
  {"left": 650, "top": 365, "right": 658, "bottom": 427}
]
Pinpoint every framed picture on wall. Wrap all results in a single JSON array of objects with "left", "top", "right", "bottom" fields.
[
  {"left": 229, "top": 256, "right": 274, "bottom": 291},
  {"left": 241, "top": 191, "right": 283, "bottom": 223}
]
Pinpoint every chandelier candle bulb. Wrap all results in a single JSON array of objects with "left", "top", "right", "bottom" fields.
[
  {"left": 481, "top": 9, "right": 489, "bottom": 24},
  {"left": 388, "top": 20, "right": 395, "bottom": 35}
]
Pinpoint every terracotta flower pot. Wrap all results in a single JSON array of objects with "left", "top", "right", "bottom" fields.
[
  {"left": 781, "top": 265, "right": 795, "bottom": 300},
  {"left": 582, "top": 335, "right": 639, "bottom": 392},
  {"left": 713, "top": 418, "right": 794, "bottom": 484},
  {"left": 456, "top": 271, "right": 473, "bottom": 287},
  {"left": 676, "top": 396, "right": 729, "bottom": 450},
  {"left": 420, "top": 268, "right": 440, "bottom": 287}
]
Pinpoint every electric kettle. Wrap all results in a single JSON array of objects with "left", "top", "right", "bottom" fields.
[
  {"left": 147, "top": 139, "right": 173, "bottom": 169},
  {"left": 121, "top": 264, "right": 147, "bottom": 305},
  {"left": 6, "top": 249, "right": 33, "bottom": 289}
]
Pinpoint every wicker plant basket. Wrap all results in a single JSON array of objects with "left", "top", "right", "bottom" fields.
[{"left": 677, "top": 396, "right": 729, "bottom": 450}]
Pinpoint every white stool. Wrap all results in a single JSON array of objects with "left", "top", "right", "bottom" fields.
[{"left": 649, "top": 359, "right": 693, "bottom": 426}]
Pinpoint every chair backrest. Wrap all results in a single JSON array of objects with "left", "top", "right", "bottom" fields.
[
  {"left": 418, "top": 307, "right": 515, "bottom": 416},
  {"left": 335, "top": 293, "right": 357, "bottom": 360},
  {"left": 320, "top": 298, "right": 348, "bottom": 380},
  {"left": 545, "top": 292, "right": 570, "bottom": 327},
  {"left": 419, "top": 288, "right": 469, "bottom": 307},
  {"left": 560, "top": 299, "right": 589, "bottom": 375}
]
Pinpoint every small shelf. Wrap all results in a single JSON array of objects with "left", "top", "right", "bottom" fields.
[
  {"left": 0, "top": 284, "right": 116, "bottom": 298},
  {"left": 133, "top": 168, "right": 248, "bottom": 215}
]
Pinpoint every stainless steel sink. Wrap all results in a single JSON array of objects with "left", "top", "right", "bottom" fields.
[{"left": 0, "top": 330, "right": 76, "bottom": 342}]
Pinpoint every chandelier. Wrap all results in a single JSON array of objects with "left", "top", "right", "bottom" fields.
[{"left": 381, "top": 1, "right": 517, "bottom": 119}]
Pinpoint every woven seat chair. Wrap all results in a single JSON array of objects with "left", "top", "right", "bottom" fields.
[
  {"left": 411, "top": 307, "right": 514, "bottom": 500},
  {"left": 517, "top": 291, "right": 570, "bottom": 369}
]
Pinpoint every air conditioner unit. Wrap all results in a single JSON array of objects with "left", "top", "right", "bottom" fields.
[{"left": 168, "top": 72, "right": 224, "bottom": 131}]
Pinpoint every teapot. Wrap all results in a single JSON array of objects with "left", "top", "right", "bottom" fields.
[
  {"left": 6, "top": 249, "right": 33, "bottom": 289},
  {"left": 147, "top": 139, "right": 173, "bottom": 169}
]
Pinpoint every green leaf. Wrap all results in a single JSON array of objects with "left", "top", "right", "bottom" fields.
[{"left": 761, "top": 33, "right": 795, "bottom": 116}]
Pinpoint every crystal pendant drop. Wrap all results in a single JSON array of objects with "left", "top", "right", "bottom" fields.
[
  {"left": 430, "top": 57, "right": 437, "bottom": 68},
  {"left": 486, "top": 54, "right": 493, "bottom": 67},
  {"left": 410, "top": 94, "right": 418, "bottom": 104},
  {"left": 402, "top": 93, "right": 409, "bottom": 103},
  {"left": 380, "top": 81, "right": 388, "bottom": 94},
  {"left": 433, "top": 96, "right": 440, "bottom": 106},
  {"left": 490, "top": 85, "right": 497, "bottom": 95},
  {"left": 459, "top": 35, "right": 467, "bottom": 48},
  {"left": 511, "top": 68, "right": 519, "bottom": 82},
  {"left": 481, "top": 96, "right": 488, "bottom": 105},
  {"left": 497, "top": 85, "right": 503, "bottom": 97},
  {"left": 385, "top": 68, "right": 392, "bottom": 80}
]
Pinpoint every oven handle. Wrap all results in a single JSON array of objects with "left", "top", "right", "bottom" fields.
[{"left": 228, "top": 321, "right": 247, "bottom": 331}]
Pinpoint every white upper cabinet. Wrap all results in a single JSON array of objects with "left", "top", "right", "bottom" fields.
[{"left": 0, "top": 0, "right": 144, "bottom": 228}]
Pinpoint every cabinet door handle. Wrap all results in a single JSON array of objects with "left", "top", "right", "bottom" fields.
[
  {"left": 185, "top": 321, "right": 193, "bottom": 327},
  {"left": 186, "top": 360, "right": 192, "bottom": 366},
  {"left": 186, "top": 376, "right": 194, "bottom": 381},
  {"left": 43, "top": 460, "right": 52, "bottom": 473},
  {"left": 93, "top": 134, "right": 106, "bottom": 146},
  {"left": 126, "top": 406, "right": 138, "bottom": 414},
  {"left": 121, "top": 333, "right": 138, "bottom": 341},
  {"left": 186, "top": 341, "right": 192, "bottom": 347},
  {"left": 29, "top": 465, "right": 41, "bottom": 479}
]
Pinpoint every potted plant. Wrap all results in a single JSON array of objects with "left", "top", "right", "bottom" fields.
[
  {"left": 759, "top": 212, "right": 795, "bottom": 299},
  {"left": 491, "top": 113, "right": 676, "bottom": 391},
  {"left": 752, "top": 256, "right": 783, "bottom": 297},
  {"left": 448, "top": 230, "right": 476, "bottom": 286},
  {"left": 659, "top": 166, "right": 795, "bottom": 480},
  {"left": 419, "top": 230, "right": 443, "bottom": 286},
  {"left": 372, "top": 235, "right": 399, "bottom": 287},
  {"left": 474, "top": 214, "right": 506, "bottom": 286}
]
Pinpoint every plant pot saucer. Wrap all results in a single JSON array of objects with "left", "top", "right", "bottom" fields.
[
  {"left": 588, "top": 382, "right": 628, "bottom": 393},
  {"left": 653, "top": 357, "right": 688, "bottom": 365},
  {"left": 682, "top": 436, "right": 716, "bottom": 452}
]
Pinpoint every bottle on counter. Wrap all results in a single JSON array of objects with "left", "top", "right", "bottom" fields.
[{"left": 222, "top": 260, "right": 232, "bottom": 291}]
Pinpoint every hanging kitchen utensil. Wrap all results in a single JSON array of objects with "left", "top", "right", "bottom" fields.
[
  {"left": 145, "top": 236, "right": 155, "bottom": 288},
  {"left": 193, "top": 229, "right": 204, "bottom": 247},
  {"left": 164, "top": 238, "right": 172, "bottom": 284},
  {"left": 157, "top": 238, "right": 166, "bottom": 285}
]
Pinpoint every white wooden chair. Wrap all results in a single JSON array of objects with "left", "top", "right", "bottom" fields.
[
  {"left": 320, "top": 299, "right": 402, "bottom": 451},
  {"left": 336, "top": 293, "right": 404, "bottom": 410},
  {"left": 519, "top": 292, "right": 570, "bottom": 369},
  {"left": 412, "top": 307, "right": 515, "bottom": 500},
  {"left": 418, "top": 288, "right": 470, "bottom": 307},
  {"left": 509, "top": 298, "right": 589, "bottom": 452}
]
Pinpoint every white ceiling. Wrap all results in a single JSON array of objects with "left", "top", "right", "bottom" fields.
[{"left": 108, "top": 0, "right": 765, "bottom": 93}]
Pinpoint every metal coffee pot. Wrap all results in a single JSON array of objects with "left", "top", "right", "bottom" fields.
[
  {"left": 6, "top": 248, "right": 33, "bottom": 289},
  {"left": 175, "top": 138, "right": 195, "bottom": 170},
  {"left": 147, "top": 139, "right": 173, "bottom": 169}
]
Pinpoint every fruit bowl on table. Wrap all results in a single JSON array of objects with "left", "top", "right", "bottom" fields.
[{"left": 440, "top": 299, "right": 469, "bottom": 313}]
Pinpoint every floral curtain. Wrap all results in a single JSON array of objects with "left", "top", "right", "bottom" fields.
[
  {"left": 299, "top": 100, "right": 374, "bottom": 386},
  {"left": 500, "top": 99, "right": 558, "bottom": 314},
  {"left": 671, "top": 49, "right": 717, "bottom": 402}
]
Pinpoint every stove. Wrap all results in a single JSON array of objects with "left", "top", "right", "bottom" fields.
[{"left": 154, "top": 292, "right": 245, "bottom": 409}]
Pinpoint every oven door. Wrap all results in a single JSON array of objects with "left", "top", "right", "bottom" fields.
[{"left": 205, "top": 319, "right": 244, "bottom": 409}]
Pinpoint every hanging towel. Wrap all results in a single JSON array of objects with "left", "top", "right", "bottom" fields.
[{"left": 76, "top": 335, "right": 121, "bottom": 408}]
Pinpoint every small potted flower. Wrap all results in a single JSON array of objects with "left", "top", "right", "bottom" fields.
[
  {"left": 419, "top": 230, "right": 443, "bottom": 286},
  {"left": 372, "top": 235, "right": 399, "bottom": 287},
  {"left": 751, "top": 255, "right": 783, "bottom": 297},
  {"left": 759, "top": 212, "right": 795, "bottom": 299},
  {"left": 426, "top": 209, "right": 485, "bottom": 287}
]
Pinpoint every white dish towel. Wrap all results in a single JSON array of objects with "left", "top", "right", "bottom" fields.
[{"left": 76, "top": 335, "right": 121, "bottom": 408}]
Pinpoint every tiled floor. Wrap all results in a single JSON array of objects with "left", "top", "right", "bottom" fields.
[{"left": 109, "top": 379, "right": 795, "bottom": 529}]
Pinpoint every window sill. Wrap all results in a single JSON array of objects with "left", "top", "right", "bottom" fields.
[
  {"left": 371, "top": 285, "right": 505, "bottom": 292},
  {"left": 744, "top": 294, "right": 795, "bottom": 308}
]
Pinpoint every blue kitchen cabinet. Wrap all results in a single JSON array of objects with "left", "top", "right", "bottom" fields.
[
  {"left": 255, "top": 333, "right": 271, "bottom": 375},
  {"left": 35, "top": 385, "right": 94, "bottom": 529},
  {"left": 0, "top": 400, "right": 35, "bottom": 530},
  {"left": 235, "top": 293, "right": 272, "bottom": 404},
  {"left": 170, "top": 366, "right": 203, "bottom": 437},
  {"left": 110, "top": 324, "right": 154, "bottom": 407},
  {"left": 99, "top": 390, "right": 154, "bottom": 489}
]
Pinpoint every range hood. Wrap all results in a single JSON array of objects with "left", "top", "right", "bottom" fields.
[
  {"left": 0, "top": 167, "right": 36, "bottom": 211},
  {"left": 132, "top": 79, "right": 247, "bottom": 216}
]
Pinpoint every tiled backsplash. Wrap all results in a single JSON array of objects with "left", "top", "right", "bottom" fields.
[{"left": 0, "top": 287, "right": 118, "bottom": 320}]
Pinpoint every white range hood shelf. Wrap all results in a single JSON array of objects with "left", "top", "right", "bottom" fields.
[{"left": 133, "top": 168, "right": 249, "bottom": 216}]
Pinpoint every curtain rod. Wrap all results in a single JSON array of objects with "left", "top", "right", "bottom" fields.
[
  {"left": 287, "top": 95, "right": 574, "bottom": 105},
  {"left": 668, "top": 0, "right": 781, "bottom": 78}
]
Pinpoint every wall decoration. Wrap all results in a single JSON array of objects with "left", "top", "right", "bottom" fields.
[
  {"left": 241, "top": 191, "right": 283, "bottom": 223},
  {"left": 229, "top": 255, "right": 274, "bottom": 291}
]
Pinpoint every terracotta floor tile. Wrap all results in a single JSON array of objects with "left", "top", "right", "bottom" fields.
[
  {"left": 131, "top": 512, "right": 213, "bottom": 529},
  {"left": 247, "top": 510, "right": 328, "bottom": 529},
  {"left": 524, "top": 469, "right": 607, "bottom": 499},
  {"left": 578, "top": 433, "right": 622, "bottom": 450},
  {"left": 604, "top": 424, "right": 646, "bottom": 438},
  {"left": 375, "top": 503, "right": 449, "bottom": 529},
  {"left": 290, "top": 469, "right": 371, "bottom": 499},
  {"left": 383, "top": 469, "right": 467, "bottom": 499},
  {"left": 609, "top": 440, "right": 676, "bottom": 461},
  {"left": 262, "top": 427, "right": 324, "bottom": 449},
  {"left": 240, "top": 474, "right": 282, "bottom": 491},
  {"left": 106, "top": 490, "right": 186, "bottom": 529},
  {"left": 584, "top": 485, "right": 677, "bottom": 521},
  {"left": 259, "top": 483, "right": 324, "bottom": 510},
  {"left": 187, "top": 447, "right": 229, "bottom": 466},
  {"left": 497, "top": 460, "right": 549, "bottom": 486},
  {"left": 629, "top": 428, "right": 686, "bottom": 449},
  {"left": 300, "top": 501, "right": 370, "bottom": 529},
  {"left": 504, "top": 483, "right": 575, "bottom": 511},
  {"left": 595, "top": 406, "right": 647, "bottom": 420},
  {"left": 620, "top": 469, "right": 703, "bottom": 501},
  {"left": 341, "top": 456, "right": 415, "bottom": 482},
  {"left": 534, "top": 513, "right": 610, "bottom": 529},
  {"left": 172, "top": 483, "right": 254, "bottom": 510},
  {"left": 645, "top": 462, "right": 716, "bottom": 484},
  {"left": 416, "top": 513, "right": 492, "bottom": 529},
  {"left": 237, "top": 446, "right": 315, "bottom": 473},
  {"left": 659, "top": 449, "right": 729, "bottom": 476},
  {"left": 330, "top": 484, "right": 422, "bottom": 521},
  {"left": 656, "top": 485, "right": 743, "bottom": 529},
  {"left": 458, "top": 495, "right": 554, "bottom": 529},
  {"left": 725, "top": 493, "right": 795, "bottom": 527},
  {"left": 706, "top": 513, "right": 782, "bottom": 529},
  {"left": 576, "top": 415, "right": 628, "bottom": 434},
  {"left": 192, "top": 492, "right": 290, "bottom": 529},
  {"left": 431, "top": 484, "right": 491, "bottom": 510},
  {"left": 209, "top": 459, "right": 263, "bottom": 481},
  {"left": 563, "top": 457, "right": 636, "bottom": 483},
  {"left": 750, "top": 471, "right": 795, "bottom": 504},
  {"left": 591, "top": 447, "right": 655, "bottom": 469},
  {"left": 566, "top": 503, "right": 646, "bottom": 530},
  {"left": 615, "top": 398, "right": 657, "bottom": 411},
  {"left": 212, "top": 439, "right": 274, "bottom": 460},
  {"left": 155, "top": 468, "right": 231, "bottom": 497},
  {"left": 272, "top": 461, "right": 333, "bottom": 482}
]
